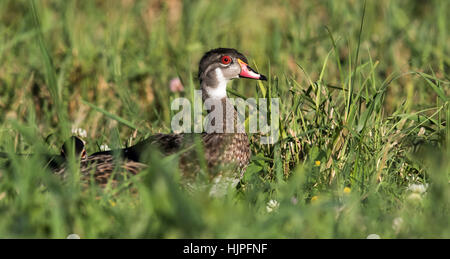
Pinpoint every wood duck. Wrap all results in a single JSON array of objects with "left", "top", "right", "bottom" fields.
[{"left": 57, "top": 48, "right": 267, "bottom": 192}]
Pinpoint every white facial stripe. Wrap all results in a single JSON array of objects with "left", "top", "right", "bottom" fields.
[{"left": 205, "top": 68, "right": 228, "bottom": 99}]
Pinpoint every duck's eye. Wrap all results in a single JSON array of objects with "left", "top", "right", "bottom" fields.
[{"left": 221, "top": 56, "right": 231, "bottom": 65}]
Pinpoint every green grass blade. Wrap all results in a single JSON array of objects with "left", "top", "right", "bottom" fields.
[{"left": 82, "top": 99, "right": 141, "bottom": 133}]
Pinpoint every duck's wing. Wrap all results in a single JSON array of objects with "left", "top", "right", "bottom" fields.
[
  {"left": 79, "top": 153, "right": 147, "bottom": 186},
  {"left": 90, "top": 133, "right": 197, "bottom": 162},
  {"left": 53, "top": 151, "right": 147, "bottom": 186}
]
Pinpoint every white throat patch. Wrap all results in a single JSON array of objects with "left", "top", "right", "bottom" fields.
[{"left": 205, "top": 68, "right": 229, "bottom": 99}]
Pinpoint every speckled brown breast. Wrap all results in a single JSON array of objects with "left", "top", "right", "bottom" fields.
[
  {"left": 163, "top": 132, "right": 250, "bottom": 183},
  {"left": 202, "top": 133, "right": 250, "bottom": 175}
]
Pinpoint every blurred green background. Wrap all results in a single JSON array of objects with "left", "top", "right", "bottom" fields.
[
  {"left": 0, "top": 0, "right": 448, "bottom": 238},
  {"left": 1, "top": 0, "right": 447, "bottom": 136}
]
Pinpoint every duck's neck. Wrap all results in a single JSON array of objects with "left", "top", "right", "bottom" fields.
[
  {"left": 201, "top": 67, "right": 229, "bottom": 101},
  {"left": 201, "top": 75, "right": 237, "bottom": 134}
]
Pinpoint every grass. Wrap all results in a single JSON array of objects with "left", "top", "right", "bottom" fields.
[{"left": 0, "top": 0, "right": 449, "bottom": 238}]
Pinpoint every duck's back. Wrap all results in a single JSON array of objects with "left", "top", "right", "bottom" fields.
[{"left": 58, "top": 132, "right": 250, "bottom": 187}]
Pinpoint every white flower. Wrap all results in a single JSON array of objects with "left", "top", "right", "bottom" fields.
[
  {"left": 66, "top": 233, "right": 80, "bottom": 239},
  {"left": 266, "top": 199, "right": 279, "bottom": 213},
  {"left": 366, "top": 234, "right": 381, "bottom": 239},
  {"left": 407, "top": 183, "right": 428, "bottom": 194},
  {"left": 71, "top": 128, "right": 87, "bottom": 138},
  {"left": 407, "top": 193, "right": 422, "bottom": 202},
  {"left": 392, "top": 217, "right": 404, "bottom": 233},
  {"left": 100, "top": 144, "right": 110, "bottom": 151}
]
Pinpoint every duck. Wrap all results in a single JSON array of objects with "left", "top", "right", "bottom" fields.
[{"left": 56, "top": 48, "right": 267, "bottom": 192}]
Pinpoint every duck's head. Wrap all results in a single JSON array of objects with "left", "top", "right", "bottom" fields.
[{"left": 198, "top": 48, "right": 266, "bottom": 99}]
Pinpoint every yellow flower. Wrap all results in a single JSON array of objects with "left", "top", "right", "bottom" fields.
[
  {"left": 311, "top": 195, "right": 319, "bottom": 203},
  {"left": 315, "top": 160, "right": 321, "bottom": 166},
  {"left": 109, "top": 200, "right": 117, "bottom": 207},
  {"left": 343, "top": 187, "right": 351, "bottom": 194}
]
